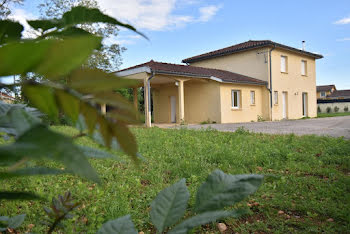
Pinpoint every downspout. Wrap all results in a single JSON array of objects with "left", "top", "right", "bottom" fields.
[{"left": 269, "top": 44, "right": 276, "bottom": 121}]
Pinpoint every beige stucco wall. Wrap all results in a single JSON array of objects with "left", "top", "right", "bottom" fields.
[
  {"left": 270, "top": 49, "right": 317, "bottom": 120},
  {"left": 189, "top": 48, "right": 269, "bottom": 82},
  {"left": 152, "top": 78, "right": 221, "bottom": 124},
  {"left": 219, "top": 83, "right": 268, "bottom": 123}
]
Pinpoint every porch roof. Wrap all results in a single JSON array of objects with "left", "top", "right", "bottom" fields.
[{"left": 116, "top": 60, "right": 267, "bottom": 86}]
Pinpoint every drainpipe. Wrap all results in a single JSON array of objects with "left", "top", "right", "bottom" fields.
[{"left": 269, "top": 44, "right": 276, "bottom": 121}]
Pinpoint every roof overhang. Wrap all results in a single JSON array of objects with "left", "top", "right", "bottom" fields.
[{"left": 116, "top": 66, "right": 151, "bottom": 77}]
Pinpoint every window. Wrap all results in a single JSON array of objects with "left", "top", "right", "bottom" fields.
[
  {"left": 321, "top": 92, "right": 326, "bottom": 97},
  {"left": 301, "top": 60, "right": 307, "bottom": 76},
  {"left": 274, "top": 91, "right": 278, "bottom": 105},
  {"left": 231, "top": 90, "right": 240, "bottom": 109},
  {"left": 281, "top": 56, "right": 287, "bottom": 73},
  {"left": 250, "top": 91, "right": 255, "bottom": 105}
]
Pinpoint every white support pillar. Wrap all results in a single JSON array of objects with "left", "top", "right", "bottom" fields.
[
  {"left": 144, "top": 79, "right": 151, "bottom": 127},
  {"left": 178, "top": 80, "right": 185, "bottom": 123},
  {"left": 101, "top": 104, "right": 106, "bottom": 115}
]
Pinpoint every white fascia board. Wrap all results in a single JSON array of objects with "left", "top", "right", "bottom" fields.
[
  {"left": 209, "top": 76, "right": 223, "bottom": 83},
  {"left": 115, "top": 66, "right": 151, "bottom": 77}
]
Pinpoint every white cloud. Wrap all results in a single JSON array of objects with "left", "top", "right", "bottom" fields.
[
  {"left": 8, "top": 8, "right": 39, "bottom": 38},
  {"left": 97, "top": 0, "right": 221, "bottom": 31},
  {"left": 198, "top": 5, "right": 221, "bottom": 22},
  {"left": 336, "top": 38, "right": 350, "bottom": 41},
  {"left": 334, "top": 16, "right": 350, "bottom": 24}
]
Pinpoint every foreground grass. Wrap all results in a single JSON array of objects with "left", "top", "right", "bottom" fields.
[
  {"left": 1, "top": 126, "right": 350, "bottom": 233},
  {"left": 317, "top": 112, "right": 350, "bottom": 118}
]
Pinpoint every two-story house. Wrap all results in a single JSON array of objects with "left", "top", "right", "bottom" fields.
[
  {"left": 317, "top": 85, "right": 336, "bottom": 99},
  {"left": 116, "top": 40, "right": 323, "bottom": 127}
]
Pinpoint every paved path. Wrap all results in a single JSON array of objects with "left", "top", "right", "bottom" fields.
[{"left": 172, "top": 116, "right": 350, "bottom": 139}]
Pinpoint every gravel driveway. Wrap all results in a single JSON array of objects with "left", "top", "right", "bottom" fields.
[{"left": 174, "top": 116, "right": 350, "bottom": 139}]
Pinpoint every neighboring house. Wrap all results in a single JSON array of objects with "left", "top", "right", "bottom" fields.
[
  {"left": 317, "top": 89, "right": 350, "bottom": 113},
  {"left": 316, "top": 85, "right": 336, "bottom": 99},
  {"left": 116, "top": 40, "right": 323, "bottom": 126},
  {"left": 0, "top": 92, "right": 15, "bottom": 104}
]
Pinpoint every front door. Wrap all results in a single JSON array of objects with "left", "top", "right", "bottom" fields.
[
  {"left": 282, "top": 92, "right": 287, "bottom": 119},
  {"left": 170, "top": 96, "right": 176, "bottom": 123},
  {"left": 302, "top": 93, "right": 308, "bottom": 117}
]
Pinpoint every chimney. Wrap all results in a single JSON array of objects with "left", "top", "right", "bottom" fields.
[{"left": 302, "top": 41, "right": 306, "bottom": 51}]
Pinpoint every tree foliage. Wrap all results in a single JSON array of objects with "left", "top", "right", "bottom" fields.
[{"left": 0, "top": 0, "right": 23, "bottom": 19}]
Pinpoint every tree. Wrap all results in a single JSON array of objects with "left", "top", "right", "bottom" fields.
[
  {"left": 38, "top": 0, "right": 126, "bottom": 72},
  {"left": 0, "top": 0, "right": 23, "bottom": 19}
]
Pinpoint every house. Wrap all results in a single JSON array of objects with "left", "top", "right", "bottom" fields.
[
  {"left": 116, "top": 40, "right": 323, "bottom": 127},
  {"left": 0, "top": 92, "right": 15, "bottom": 104},
  {"left": 317, "top": 88, "right": 350, "bottom": 113},
  {"left": 316, "top": 85, "right": 336, "bottom": 99}
]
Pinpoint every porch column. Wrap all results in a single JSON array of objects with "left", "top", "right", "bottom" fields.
[
  {"left": 133, "top": 87, "right": 138, "bottom": 110},
  {"left": 178, "top": 80, "right": 185, "bottom": 123},
  {"left": 144, "top": 79, "right": 151, "bottom": 127},
  {"left": 101, "top": 104, "right": 106, "bottom": 115}
]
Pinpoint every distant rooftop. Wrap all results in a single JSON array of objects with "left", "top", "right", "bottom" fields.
[
  {"left": 182, "top": 40, "right": 323, "bottom": 63},
  {"left": 317, "top": 85, "right": 336, "bottom": 92}
]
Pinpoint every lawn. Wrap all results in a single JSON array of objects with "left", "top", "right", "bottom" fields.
[
  {"left": 1, "top": 126, "right": 350, "bottom": 233},
  {"left": 317, "top": 112, "right": 350, "bottom": 118}
]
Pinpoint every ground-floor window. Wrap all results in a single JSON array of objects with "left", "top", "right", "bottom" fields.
[
  {"left": 250, "top": 91, "right": 255, "bottom": 105},
  {"left": 231, "top": 90, "right": 241, "bottom": 109},
  {"left": 274, "top": 91, "right": 278, "bottom": 105}
]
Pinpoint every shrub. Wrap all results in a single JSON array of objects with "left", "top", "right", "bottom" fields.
[
  {"left": 344, "top": 106, "right": 349, "bottom": 112},
  {"left": 317, "top": 106, "right": 321, "bottom": 113},
  {"left": 326, "top": 107, "right": 332, "bottom": 113},
  {"left": 334, "top": 106, "right": 339, "bottom": 112},
  {"left": 257, "top": 115, "right": 265, "bottom": 122}
]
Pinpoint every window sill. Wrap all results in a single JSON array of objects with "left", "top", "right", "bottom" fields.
[
  {"left": 301, "top": 75, "right": 308, "bottom": 77},
  {"left": 231, "top": 107, "right": 242, "bottom": 111},
  {"left": 250, "top": 104, "right": 256, "bottom": 106},
  {"left": 281, "top": 72, "right": 288, "bottom": 74},
  {"left": 274, "top": 104, "right": 279, "bottom": 106}
]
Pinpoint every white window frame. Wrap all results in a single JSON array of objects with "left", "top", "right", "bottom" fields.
[
  {"left": 231, "top": 90, "right": 240, "bottom": 109},
  {"left": 320, "top": 91, "right": 326, "bottom": 97},
  {"left": 281, "top": 56, "right": 287, "bottom": 73},
  {"left": 301, "top": 60, "right": 307, "bottom": 76},
  {"left": 274, "top": 91, "right": 278, "bottom": 105},
  {"left": 250, "top": 91, "right": 255, "bottom": 105}
]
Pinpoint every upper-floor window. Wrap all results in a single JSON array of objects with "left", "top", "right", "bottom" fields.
[
  {"left": 250, "top": 91, "right": 255, "bottom": 105},
  {"left": 274, "top": 91, "right": 278, "bottom": 105},
  {"left": 321, "top": 92, "right": 326, "bottom": 97},
  {"left": 301, "top": 60, "right": 307, "bottom": 76},
  {"left": 281, "top": 56, "right": 288, "bottom": 73},
  {"left": 231, "top": 90, "right": 241, "bottom": 109}
]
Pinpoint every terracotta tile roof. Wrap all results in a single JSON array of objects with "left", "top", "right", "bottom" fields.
[
  {"left": 327, "top": 90, "right": 350, "bottom": 98},
  {"left": 182, "top": 40, "right": 323, "bottom": 63},
  {"left": 317, "top": 85, "right": 336, "bottom": 92},
  {"left": 0, "top": 92, "right": 15, "bottom": 100},
  {"left": 118, "top": 60, "right": 267, "bottom": 85}
]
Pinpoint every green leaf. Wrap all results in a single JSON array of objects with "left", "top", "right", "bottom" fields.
[
  {"left": 55, "top": 89, "right": 80, "bottom": 123},
  {"left": 7, "top": 214, "right": 26, "bottom": 229},
  {"left": 194, "top": 170, "right": 263, "bottom": 213},
  {"left": 80, "top": 102, "right": 98, "bottom": 135},
  {"left": 112, "top": 121, "right": 138, "bottom": 160},
  {"left": 35, "top": 35, "right": 102, "bottom": 78},
  {"left": 168, "top": 210, "right": 246, "bottom": 234},
  {"left": 61, "top": 6, "right": 147, "bottom": 39},
  {"left": 0, "top": 39, "right": 52, "bottom": 76},
  {"left": 0, "top": 125, "right": 100, "bottom": 183},
  {"left": 150, "top": 179, "right": 189, "bottom": 233},
  {"left": 27, "top": 19, "right": 61, "bottom": 31},
  {"left": 0, "top": 106, "right": 41, "bottom": 137},
  {"left": 44, "top": 26, "right": 92, "bottom": 38},
  {"left": 0, "top": 191, "right": 41, "bottom": 200},
  {"left": 69, "top": 68, "right": 140, "bottom": 93},
  {"left": 97, "top": 215, "right": 138, "bottom": 234},
  {"left": 0, "top": 20, "right": 24, "bottom": 44},
  {"left": 77, "top": 145, "right": 117, "bottom": 159},
  {"left": 23, "top": 84, "right": 58, "bottom": 121},
  {"left": 0, "top": 167, "right": 65, "bottom": 179}
]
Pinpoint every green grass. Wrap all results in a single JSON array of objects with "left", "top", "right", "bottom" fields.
[
  {"left": 1, "top": 126, "right": 350, "bottom": 233},
  {"left": 317, "top": 112, "right": 350, "bottom": 118}
]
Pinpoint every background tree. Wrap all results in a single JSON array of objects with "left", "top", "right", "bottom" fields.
[
  {"left": 38, "top": 0, "right": 126, "bottom": 72},
  {"left": 0, "top": 0, "right": 23, "bottom": 19}
]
